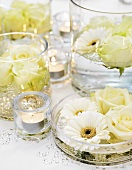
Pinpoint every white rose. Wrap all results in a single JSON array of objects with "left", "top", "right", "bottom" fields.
[
  {"left": 11, "top": 44, "right": 49, "bottom": 91},
  {"left": 12, "top": 62, "right": 49, "bottom": 91},
  {"left": 25, "top": 3, "right": 51, "bottom": 34},
  {"left": 98, "top": 35, "right": 132, "bottom": 68},
  {"left": 3, "top": 9, "right": 28, "bottom": 39},
  {"left": 106, "top": 105, "right": 132, "bottom": 140},
  {"left": 0, "top": 62, "right": 13, "bottom": 86},
  {"left": 92, "top": 86, "right": 132, "bottom": 114},
  {"left": 10, "top": 45, "right": 40, "bottom": 60}
]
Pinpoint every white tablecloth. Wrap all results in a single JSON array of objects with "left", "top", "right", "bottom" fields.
[
  {"left": 1, "top": 83, "right": 132, "bottom": 170},
  {"left": 0, "top": 0, "right": 132, "bottom": 170}
]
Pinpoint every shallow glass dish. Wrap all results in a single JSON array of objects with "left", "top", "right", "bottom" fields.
[{"left": 52, "top": 90, "right": 132, "bottom": 166}]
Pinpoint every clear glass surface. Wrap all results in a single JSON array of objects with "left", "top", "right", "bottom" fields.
[
  {"left": 70, "top": 0, "right": 132, "bottom": 93},
  {"left": 0, "top": 32, "right": 50, "bottom": 120},
  {"left": 40, "top": 32, "right": 64, "bottom": 49},
  {"left": 13, "top": 91, "right": 51, "bottom": 141},
  {"left": 52, "top": 90, "right": 132, "bottom": 166},
  {"left": 53, "top": 11, "right": 70, "bottom": 43}
]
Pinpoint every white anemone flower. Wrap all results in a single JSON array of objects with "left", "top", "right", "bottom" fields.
[
  {"left": 74, "top": 27, "right": 111, "bottom": 54},
  {"left": 64, "top": 111, "right": 110, "bottom": 151},
  {"left": 60, "top": 98, "right": 97, "bottom": 122}
]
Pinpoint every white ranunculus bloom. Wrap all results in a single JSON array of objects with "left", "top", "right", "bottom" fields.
[
  {"left": 64, "top": 111, "right": 110, "bottom": 151},
  {"left": 106, "top": 105, "right": 132, "bottom": 140},
  {"left": 92, "top": 86, "right": 132, "bottom": 115}
]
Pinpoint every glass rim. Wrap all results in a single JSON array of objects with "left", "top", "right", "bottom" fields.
[
  {"left": 52, "top": 89, "right": 132, "bottom": 148},
  {"left": 12, "top": 91, "right": 51, "bottom": 113},
  {"left": 70, "top": 0, "right": 132, "bottom": 14},
  {"left": 0, "top": 32, "right": 48, "bottom": 62}
]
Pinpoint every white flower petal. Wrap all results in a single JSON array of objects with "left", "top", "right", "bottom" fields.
[
  {"left": 64, "top": 111, "right": 110, "bottom": 151},
  {"left": 59, "top": 98, "right": 97, "bottom": 123},
  {"left": 74, "top": 27, "right": 112, "bottom": 54}
]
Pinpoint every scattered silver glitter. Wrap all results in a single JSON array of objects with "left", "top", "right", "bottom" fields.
[
  {"left": 0, "top": 129, "right": 131, "bottom": 169},
  {"left": 38, "top": 134, "right": 132, "bottom": 170},
  {"left": 0, "top": 129, "right": 18, "bottom": 147}
]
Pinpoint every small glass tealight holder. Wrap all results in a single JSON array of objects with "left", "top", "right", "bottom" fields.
[
  {"left": 48, "top": 47, "right": 71, "bottom": 88},
  {"left": 13, "top": 91, "right": 51, "bottom": 141},
  {"left": 39, "top": 32, "right": 63, "bottom": 49},
  {"left": 53, "top": 11, "right": 80, "bottom": 43},
  {"left": 53, "top": 11, "right": 70, "bottom": 43}
]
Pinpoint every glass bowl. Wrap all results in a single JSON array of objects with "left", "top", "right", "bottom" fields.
[
  {"left": 70, "top": 0, "right": 132, "bottom": 93},
  {"left": 52, "top": 89, "right": 132, "bottom": 166}
]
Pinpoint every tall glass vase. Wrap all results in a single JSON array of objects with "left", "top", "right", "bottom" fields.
[
  {"left": 70, "top": 0, "right": 132, "bottom": 93},
  {"left": 0, "top": 32, "right": 50, "bottom": 120}
]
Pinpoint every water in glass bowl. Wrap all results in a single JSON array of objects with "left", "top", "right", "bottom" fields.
[{"left": 70, "top": 0, "right": 132, "bottom": 93}]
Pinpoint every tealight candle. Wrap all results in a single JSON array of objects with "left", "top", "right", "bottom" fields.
[
  {"left": 13, "top": 91, "right": 51, "bottom": 141},
  {"left": 59, "top": 22, "right": 70, "bottom": 39},
  {"left": 22, "top": 112, "right": 44, "bottom": 134},
  {"left": 49, "top": 63, "right": 65, "bottom": 79},
  {"left": 54, "top": 11, "right": 80, "bottom": 42},
  {"left": 48, "top": 47, "right": 71, "bottom": 88},
  {"left": 49, "top": 55, "right": 65, "bottom": 79}
]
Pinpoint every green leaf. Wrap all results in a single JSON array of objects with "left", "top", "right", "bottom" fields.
[{"left": 119, "top": 67, "right": 124, "bottom": 77}]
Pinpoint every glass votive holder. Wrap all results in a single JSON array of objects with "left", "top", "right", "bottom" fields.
[
  {"left": 39, "top": 32, "right": 63, "bottom": 49},
  {"left": 53, "top": 11, "right": 80, "bottom": 43},
  {"left": 48, "top": 47, "right": 71, "bottom": 88},
  {"left": 13, "top": 91, "right": 51, "bottom": 141}
]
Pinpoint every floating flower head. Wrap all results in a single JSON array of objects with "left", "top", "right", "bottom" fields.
[
  {"left": 64, "top": 111, "right": 110, "bottom": 151},
  {"left": 106, "top": 105, "right": 132, "bottom": 141},
  {"left": 73, "top": 27, "right": 111, "bottom": 55},
  {"left": 60, "top": 98, "right": 97, "bottom": 122},
  {"left": 91, "top": 86, "right": 132, "bottom": 115},
  {"left": 98, "top": 35, "right": 132, "bottom": 75}
]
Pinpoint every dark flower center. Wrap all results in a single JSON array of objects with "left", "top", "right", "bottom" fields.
[
  {"left": 74, "top": 110, "right": 84, "bottom": 116},
  {"left": 81, "top": 127, "right": 96, "bottom": 139},
  {"left": 88, "top": 39, "right": 99, "bottom": 46}
]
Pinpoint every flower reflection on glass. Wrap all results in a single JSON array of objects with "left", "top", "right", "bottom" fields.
[{"left": 64, "top": 111, "right": 110, "bottom": 151}]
